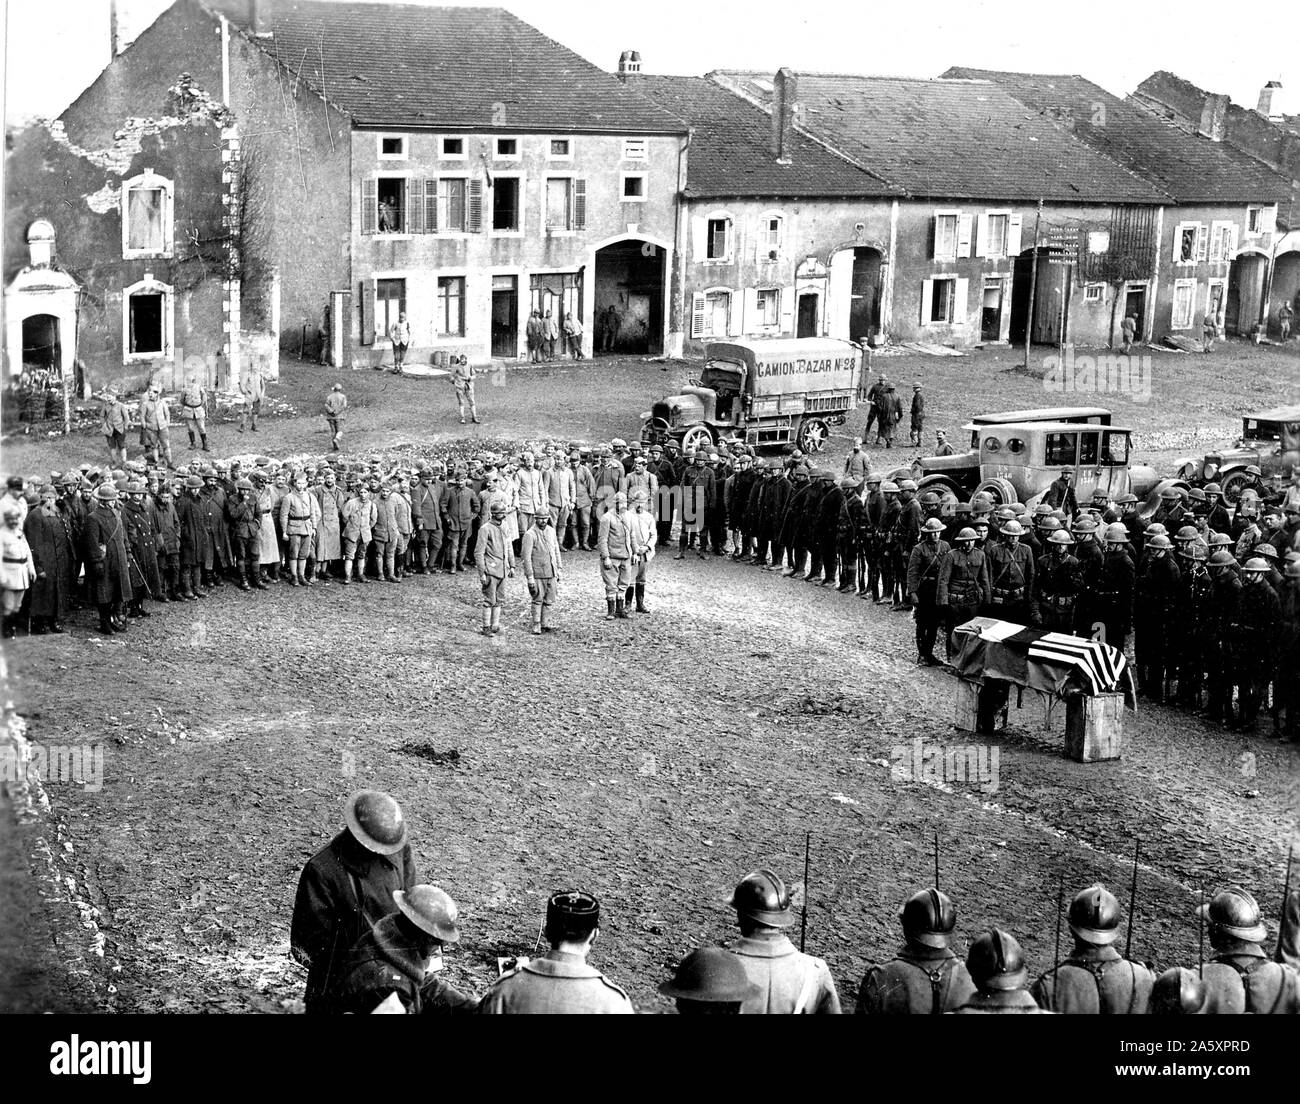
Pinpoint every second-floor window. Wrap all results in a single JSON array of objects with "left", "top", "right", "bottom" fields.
[
  {"left": 1247, "top": 206, "right": 1266, "bottom": 234},
  {"left": 757, "top": 215, "right": 782, "bottom": 261},
  {"left": 122, "top": 171, "right": 173, "bottom": 257},
  {"left": 984, "top": 213, "right": 1009, "bottom": 257},
  {"left": 934, "top": 213, "right": 959, "bottom": 261},
  {"left": 363, "top": 177, "right": 482, "bottom": 234},
  {"left": 545, "top": 177, "right": 587, "bottom": 230},
  {"left": 493, "top": 177, "right": 521, "bottom": 231},
  {"left": 707, "top": 217, "right": 731, "bottom": 261}
]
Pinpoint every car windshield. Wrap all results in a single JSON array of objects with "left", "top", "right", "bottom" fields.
[
  {"left": 702, "top": 363, "right": 744, "bottom": 394},
  {"left": 1242, "top": 419, "right": 1283, "bottom": 443}
]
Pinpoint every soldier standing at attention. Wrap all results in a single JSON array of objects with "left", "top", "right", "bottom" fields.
[
  {"left": 909, "top": 382, "right": 925, "bottom": 447},
  {"left": 290, "top": 791, "right": 418, "bottom": 1015},
  {"left": 0, "top": 505, "right": 36, "bottom": 639},
  {"left": 952, "top": 929, "right": 1050, "bottom": 1014},
  {"left": 478, "top": 891, "right": 633, "bottom": 1014},
  {"left": 937, "top": 526, "right": 988, "bottom": 659},
  {"left": 726, "top": 869, "right": 841, "bottom": 1014},
  {"left": 857, "top": 888, "right": 976, "bottom": 1014},
  {"left": 906, "top": 517, "right": 950, "bottom": 665},
  {"left": 1031, "top": 885, "right": 1154, "bottom": 1014},
  {"left": 1194, "top": 887, "right": 1299, "bottom": 1014},
  {"left": 1032, "top": 529, "right": 1081, "bottom": 632},
  {"left": 179, "top": 375, "right": 210, "bottom": 452},
  {"left": 1231, "top": 558, "right": 1281, "bottom": 733},
  {"left": 984, "top": 519, "right": 1034, "bottom": 625},
  {"left": 474, "top": 499, "right": 513, "bottom": 636},
  {"left": 520, "top": 506, "right": 562, "bottom": 635},
  {"left": 598, "top": 491, "right": 635, "bottom": 620},
  {"left": 324, "top": 384, "right": 347, "bottom": 451},
  {"left": 1092, "top": 524, "right": 1135, "bottom": 651}
]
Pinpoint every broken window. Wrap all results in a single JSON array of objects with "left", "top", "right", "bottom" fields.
[
  {"left": 622, "top": 138, "right": 647, "bottom": 161},
  {"left": 129, "top": 291, "right": 164, "bottom": 355},
  {"left": 492, "top": 177, "right": 521, "bottom": 231},
  {"left": 127, "top": 187, "right": 164, "bottom": 253},
  {"left": 437, "top": 277, "right": 465, "bottom": 336}
]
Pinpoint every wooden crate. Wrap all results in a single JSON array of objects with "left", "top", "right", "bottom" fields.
[
  {"left": 954, "top": 679, "right": 980, "bottom": 733},
  {"left": 1064, "top": 692, "right": 1125, "bottom": 762},
  {"left": 954, "top": 679, "right": 1008, "bottom": 735}
]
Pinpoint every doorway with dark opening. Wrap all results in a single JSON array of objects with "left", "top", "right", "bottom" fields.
[{"left": 594, "top": 240, "right": 665, "bottom": 355}]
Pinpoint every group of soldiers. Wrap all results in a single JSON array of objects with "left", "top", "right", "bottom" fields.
[{"left": 290, "top": 791, "right": 1300, "bottom": 1014}]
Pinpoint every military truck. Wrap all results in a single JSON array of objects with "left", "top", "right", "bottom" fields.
[
  {"left": 640, "top": 338, "right": 864, "bottom": 454},
  {"left": 1174, "top": 405, "right": 1300, "bottom": 503}
]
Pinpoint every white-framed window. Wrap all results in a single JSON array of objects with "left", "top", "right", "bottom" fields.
[
  {"left": 933, "top": 210, "right": 960, "bottom": 262},
  {"left": 920, "top": 276, "right": 968, "bottom": 326},
  {"left": 374, "top": 277, "right": 406, "bottom": 341},
  {"left": 545, "top": 176, "right": 587, "bottom": 231},
  {"left": 691, "top": 287, "right": 733, "bottom": 338},
  {"left": 707, "top": 216, "right": 731, "bottom": 262},
  {"left": 1174, "top": 222, "right": 1206, "bottom": 264},
  {"left": 1205, "top": 278, "right": 1227, "bottom": 327},
  {"left": 755, "top": 212, "right": 783, "bottom": 262},
  {"left": 1172, "top": 278, "right": 1198, "bottom": 329},
  {"left": 1084, "top": 283, "right": 1104, "bottom": 303},
  {"left": 377, "top": 134, "right": 407, "bottom": 160},
  {"left": 122, "top": 274, "right": 174, "bottom": 361},
  {"left": 977, "top": 210, "right": 1012, "bottom": 258},
  {"left": 755, "top": 287, "right": 780, "bottom": 327},
  {"left": 1208, "top": 221, "right": 1237, "bottom": 264},
  {"left": 1087, "top": 230, "right": 1110, "bottom": 255},
  {"left": 1246, "top": 205, "right": 1267, "bottom": 235},
  {"left": 439, "top": 136, "right": 466, "bottom": 160},
  {"left": 435, "top": 176, "right": 469, "bottom": 233},
  {"left": 490, "top": 173, "right": 523, "bottom": 234},
  {"left": 494, "top": 137, "right": 521, "bottom": 161},
  {"left": 547, "top": 137, "right": 573, "bottom": 160},
  {"left": 436, "top": 276, "right": 466, "bottom": 336},
  {"left": 360, "top": 175, "right": 412, "bottom": 235},
  {"left": 620, "top": 172, "right": 647, "bottom": 202},
  {"left": 931, "top": 277, "right": 957, "bottom": 322},
  {"left": 121, "top": 170, "right": 174, "bottom": 258},
  {"left": 622, "top": 137, "right": 648, "bottom": 161}
]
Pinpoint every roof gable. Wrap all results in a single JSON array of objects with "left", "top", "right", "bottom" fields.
[{"left": 210, "top": 0, "right": 686, "bottom": 133}]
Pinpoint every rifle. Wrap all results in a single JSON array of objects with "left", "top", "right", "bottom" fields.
[
  {"left": 933, "top": 829, "right": 940, "bottom": 890},
  {"left": 1051, "top": 871, "right": 1064, "bottom": 1011},
  {"left": 1278, "top": 845, "right": 1294, "bottom": 959},
  {"left": 800, "top": 832, "right": 811, "bottom": 954},
  {"left": 1125, "top": 838, "right": 1141, "bottom": 960},
  {"left": 1198, "top": 883, "right": 1205, "bottom": 979}
]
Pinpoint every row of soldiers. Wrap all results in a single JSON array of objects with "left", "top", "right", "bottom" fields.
[{"left": 291, "top": 791, "right": 1300, "bottom": 1014}]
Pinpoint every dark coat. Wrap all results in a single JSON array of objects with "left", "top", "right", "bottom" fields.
[
  {"left": 224, "top": 494, "right": 261, "bottom": 543},
  {"left": 80, "top": 503, "right": 133, "bottom": 605},
  {"left": 176, "top": 493, "right": 213, "bottom": 567},
  {"left": 1031, "top": 945, "right": 1153, "bottom": 1014},
  {"left": 333, "top": 915, "right": 478, "bottom": 1015},
  {"left": 152, "top": 500, "right": 180, "bottom": 555},
  {"left": 290, "top": 830, "right": 417, "bottom": 1014},
  {"left": 121, "top": 499, "right": 162, "bottom": 596},
  {"left": 857, "top": 944, "right": 976, "bottom": 1015},
  {"left": 24, "top": 506, "right": 75, "bottom": 618}
]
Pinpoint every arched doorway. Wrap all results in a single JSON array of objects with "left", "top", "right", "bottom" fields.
[
  {"left": 1226, "top": 252, "right": 1267, "bottom": 335},
  {"left": 1270, "top": 251, "right": 1300, "bottom": 337},
  {"left": 848, "top": 247, "right": 882, "bottom": 342},
  {"left": 593, "top": 239, "right": 666, "bottom": 355},
  {"left": 1010, "top": 247, "right": 1069, "bottom": 345},
  {"left": 21, "top": 314, "right": 60, "bottom": 375}
]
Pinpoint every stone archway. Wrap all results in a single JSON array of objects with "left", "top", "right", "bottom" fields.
[{"left": 592, "top": 238, "right": 667, "bottom": 355}]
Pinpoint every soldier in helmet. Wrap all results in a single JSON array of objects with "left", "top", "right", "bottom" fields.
[
  {"left": 1135, "top": 533, "right": 1181, "bottom": 700},
  {"left": 1031, "top": 528, "right": 1081, "bottom": 632},
  {"left": 1230, "top": 558, "right": 1281, "bottom": 732},
  {"left": 1173, "top": 542, "right": 1213, "bottom": 709},
  {"left": 333, "top": 885, "right": 478, "bottom": 1014},
  {"left": 1089, "top": 524, "right": 1135, "bottom": 652},
  {"left": 1031, "top": 884, "right": 1154, "bottom": 1013},
  {"left": 857, "top": 888, "right": 976, "bottom": 1014},
  {"left": 1115, "top": 494, "right": 1146, "bottom": 557},
  {"left": 762, "top": 462, "right": 795, "bottom": 573},
  {"left": 1202, "top": 482, "right": 1232, "bottom": 533},
  {"left": 983, "top": 518, "right": 1034, "bottom": 624},
  {"left": 836, "top": 476, "right": 866, "bottom": 594},
  {"left": 290, "top": 790, "right": 419, "bottom": 1014},
  {"left": 937, "top": 527, "right": 988, "bottom": 659},
  {"left": 659, "top": 947, "right": 759, "bottom": 1015},
  {"left": 907, "top": 517, "right": 951, "bottom": 665},
  {"left": 951, "top": 929, "right": 1049, "bottom": 1013},
  {"left": 1149, "top": 967, "right": 1210, "bottom": 1014},
  {"left": 1195, "top": 887, "right": 1300, "bottom": 1013},
  {"left": 1275, "top": 560, "right": 1300, "bottom": 741},
  {"left": 1150, "top": 485, "right": 1183, "bottom": 530},
  {"left": 1204, "top": 550, "right": 1242, "bottom": 724},
  {"left": 479, "top": 891, "right": 634, "bottom": 1014},
  {"left": 890, "top": 480, "right": 924, "bottom": 609},
  {"left": 474, "top": 499, "right": 514, "bottom": 636},
  {"left": 726, "top": 868, "right": 840, "bottom": 1013},
  {"left": 859, "top": 474, "right": 885, "bottom": 599}
]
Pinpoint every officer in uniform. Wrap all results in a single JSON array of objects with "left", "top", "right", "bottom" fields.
[
  {"left": 983, "top": 519, "right": 1034, "bottom": 624},
  {"left": 1205, "top": 549, "right": 1242, "bottom": 724},
  {"left": 937, "top": 527, "right": 988, "bottom": 660},
  {"left": 951, "top": 929, "right": 1049, "bottom": 1013},
  {"left": 333, "top": 885, "right": 477, "bottom": 1015},
  {"left": 290, "top": 790, "right": 418, "bottom": 1014},
  {"left": 726, "top": 869, "right": 841, "bottom": 1014},
  {"left": 82, "top": 482, "right": 133, "bottom": 634},
  {"left": 1031, "top": 885, "right": 1153, "bottom": 1014},
  {"left": 1032, "top": 528, "right": 1081, "bottom": 632},
  {"left": 1092, "top": 524, "right": 1135, "bottom": 652},
  {"left": 1135, "top": 533, "right": 1181, "bottom": 700},
  {"left": 1231, "top": 557, "right": 1281, "bottom": 732},
  {"left": 857, "top": 888, "right": 976, "bottom": 1014},
  {"left": 1195, "top": 887, "right": 1300, "bottom": 1013},
  {"left": 479, "top": 891, "right": 634, "bottom": 1014},
  {"left": 907, "top": 517, "right": 950, "bottom": 665},
  {"left": 659, "top": 947, "right": 759, "bottom": 1015}
]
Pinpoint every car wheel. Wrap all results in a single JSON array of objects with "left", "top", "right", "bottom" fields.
[
  {"left": 973, "top": 477, "right": 1017, "bottom": 505},
  {"left": 1220, "top": 470, "right": 1249, "bottom": 505},
  {"left": 798, "top": 418, "right": 830, "bottom": 453},
  {"left": 681, "top": 425, "right": 714, "bottom": 454}
]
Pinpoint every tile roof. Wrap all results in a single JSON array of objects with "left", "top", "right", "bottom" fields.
[
  {"left": 943, "top": 68, "right": 1293, "bottom": 205},
  {"left": 708, "top": 70, "right": 1170, "bottom": 205},
  {"left": 633, "top": 75, "right": 897, "bottom": 198},
  {"left": 209, "top": 0, "right": 686, "bottom": 133}
]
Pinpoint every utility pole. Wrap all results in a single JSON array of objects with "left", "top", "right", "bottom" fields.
[{"left": 1023, "top": 199, "right": 1043, "bottom": 369}]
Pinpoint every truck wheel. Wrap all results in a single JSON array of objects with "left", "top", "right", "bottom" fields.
[
  {"left": 973, "top": 477, "right": 1017, "bottom": 505},
  {"left": 681, "top": 425, "right": 714, "bottom": 453},
  {"left": 1220, "top": 470, "right": 1249, "bottom": 505},
  {"left": 798, "top": 418, "right": 830, "bottom": 453}
]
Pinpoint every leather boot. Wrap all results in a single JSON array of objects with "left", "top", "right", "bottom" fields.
[
  {"left": 49, "top": 620, "right": 66, "bottom": 633},
  {"left": 605, "top": 598, "right": 616, "bottom": 621},
  {"left": 635, "top": 583, "right": 649, "bottom": 613},
  {"left": 1, "top": 616, "right": 14, "bottom": 639},
  {"left": 615, "top": 598, "right": 629, "bottom": 619},
  {"left": 98, "top": 607, "right": 115, "bottom": 635},
  {"left": 341, "top": 560, "right": 352, "bottom": 585},
  {"left": 481, "top": 608, "right": 493, "bottom": 636},
  {"left": 490, "top": 607, "right": 501, "bottom": 634},
  {"left": 625, "top": 585, "right": 634, "bottom": 607},
  {"left": 531, "top": 609, "right": 543, "bottom": 635}
]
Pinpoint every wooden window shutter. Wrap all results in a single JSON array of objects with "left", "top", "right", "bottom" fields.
[
  {"left": 1007, "top": 213, "right": 1023, "bottom": 256},
  {"left": 1196, "top": 223, "right": 1209, "bottom": 263},
  {"left": 467, "top": 178, "right": 483, "bottom": 232},
  {"left": 779, "top": 287, "right": 795, "bottom": 333},
  {"left": 958, "top": 214, "right": 973, "bottom": 259},
  {"left": 742, "top": 288, "right": 758, "bottom": 333},
  {"left": 953, "top": 278, "right": 970, "bottom": 325},
  {"left": 974, "top": 213, "right": 988, "bottom": 258},
  {"left": 360, "top": 281, "right": 375, "bottom": 345},
  {"left": 362, "top": 178, "right": 377, "bottom": 235},
  {"left": 692, "top": 217, "right": 707, "bottom": 262},
  {"left": 727, "top": 291, "right": 743, "bottom": 336},
  {"left": 573, "top": 178, "right": 586, "bottom": 230},
  {"left": 691, "top": 292, "right": 706, "bottom": 338},
  {"left": 921, "top": 278, "right": 934, "bottom": 324},
  {"left": 406, "top": 178, "right": 423, "bottom": 234},
  {"left": 424, "top": 180, "right": 438, "bottom": 232}
]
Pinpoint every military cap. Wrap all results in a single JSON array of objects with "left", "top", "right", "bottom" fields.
[
  {"left": 546, "top": 890, "right": 601, "bottom": 940},
  {"left": 235, "top": 477, "right": 254, "bottom": 491},
  {"left": 1244, "top": 465, "right": 1262, "bottom": 477},
  {"left": 1115, "top": 493, "right": 1138, "bottom": 505},
  {"left": 1251, "top": 544, "right": 1277, "bottom": 562},
  {"left": 95, "top": 483, "right": 119, "bottom": 501},
  {"left": 921, "top": 517, "right": 945, "bottom": 533},
  {"left": 1001, "top": 519, "right": 1025, "bottom": 537},
  {"left": 185, "top": 475, "right": 204, "bottom": 489},
  {"left": 254, "top": 456, "right": 271, "bottom": 467}
]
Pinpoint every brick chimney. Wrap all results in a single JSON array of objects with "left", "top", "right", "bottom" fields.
[
  {"left": 1197, "top": 93, "right": 1229, "bottom": 141},
  {"left": 109, "top": 0, "right": 120, "bottom": 59},
  {"left": 617, "top": 50, "right": 641, "bottom": 84},
  {"left": 1257, "top": 80, "right": 1282, "bottom": 119},
  {"left": 771, "top": 68, "right": 798, "bottom": 164},
  {"left": 249, "top": 0, "right": 267, "bottom": 35}
]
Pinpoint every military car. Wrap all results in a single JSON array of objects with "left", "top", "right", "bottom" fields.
[
  {"left": 1174, "top": 405, "right": 1300, "bottom": 503},
  {"left": 640, "top": 338, "right": 864, "bottom": 454}
]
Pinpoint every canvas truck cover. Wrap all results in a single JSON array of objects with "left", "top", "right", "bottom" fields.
[{"left": 704, "top": 339, "right": 862, "bottom": 398}]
